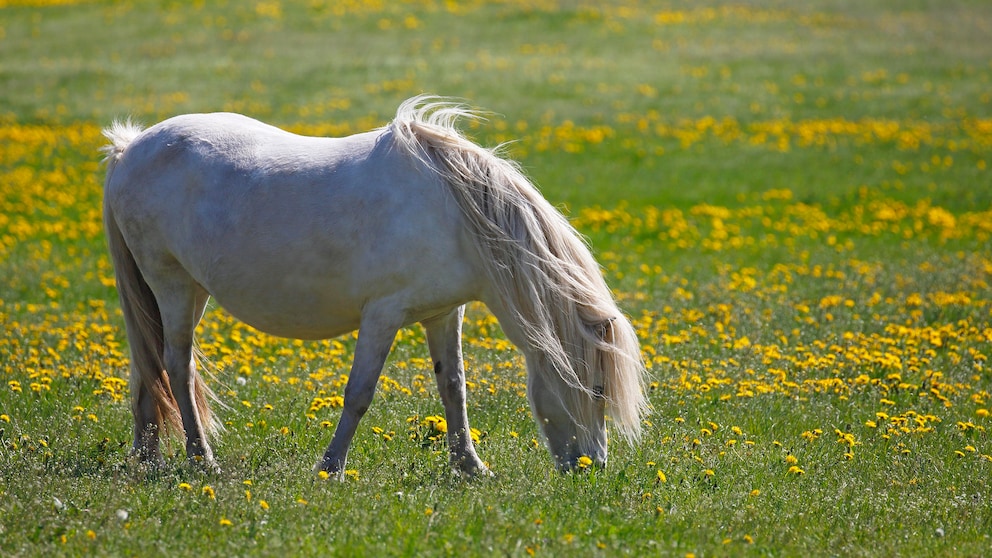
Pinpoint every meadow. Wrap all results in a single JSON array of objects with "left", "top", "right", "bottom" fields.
[{"left": 1, "top": 0, "right": 991, "bottom": 555}]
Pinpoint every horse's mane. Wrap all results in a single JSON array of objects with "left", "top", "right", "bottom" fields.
[{"left": 387, "top": 96, "right": 647, "bottom": 443}]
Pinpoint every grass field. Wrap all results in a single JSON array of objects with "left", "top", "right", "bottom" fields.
[{"left": 2, "top": 0, "right": 991, "bottom": 556}]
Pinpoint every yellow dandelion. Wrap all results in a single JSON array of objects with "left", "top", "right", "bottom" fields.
[
  {"left": 656, "top": 470, "right": 667, "bottom": 483},
  {"left": 202, "top": 485, "right": 215, "bottom": 499},
  {"left": 178, "top": 483, "right": 192, "bottom": 492},
  {"left": 577, "top": 455, "right": 593, "bottom": 469},
  {"left": 787, "top": 466, "right": 805, "bottom": 475},
  {"left": 317, "top": 471, "right": 330, "bottom": 480},
  {"left": 219, "top": 517, "right": 232, "bottom": 526},
  {"left": 785, "top": 454, "right": 798, "bottom": 465},
  {"left": 259, "top": 500, "right": 269, "bottom": 510}
]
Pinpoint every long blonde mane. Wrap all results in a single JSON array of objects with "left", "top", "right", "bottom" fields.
[{"left": 388, "top": 96, "right": 647, "bottom": 442}]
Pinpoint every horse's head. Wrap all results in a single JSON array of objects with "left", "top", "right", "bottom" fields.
[
  {"left": 529, "top": 361, "right": 609, "bottom": 471},
  {"left": 526, "top": 316, "right": 646, "bottom": 471}
]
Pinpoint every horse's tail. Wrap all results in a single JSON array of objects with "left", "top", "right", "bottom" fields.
[
  {"left": 101, "top": 121, "right": 211, "bottom": 440},
  {"left": 388, "top": 97, "right": 648, "bottom": 442}
]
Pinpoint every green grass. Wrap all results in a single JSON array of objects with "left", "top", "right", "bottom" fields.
[{"left": 2, "top": 0, "right": 992, "bottom": 556}]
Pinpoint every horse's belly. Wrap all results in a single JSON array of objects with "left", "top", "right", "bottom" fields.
[
  {"left": 193, "top": 236, "right": 480, "bottom": 341},
  {"left": 215, "top": 292, "right": 362, "bottom": 340}
]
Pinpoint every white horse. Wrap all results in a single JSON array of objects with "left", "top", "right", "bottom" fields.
[{"left": 101, "top": 96, "right": 646, "bottom": 476}]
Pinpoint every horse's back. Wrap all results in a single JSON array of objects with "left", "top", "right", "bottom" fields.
[{"left": 105, "top": 113, "right": 483, "bottom": 339}]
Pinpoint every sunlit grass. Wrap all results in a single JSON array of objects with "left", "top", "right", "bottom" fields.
[{"left": 2, "top": 0, "right": 991, "bottom": 556}]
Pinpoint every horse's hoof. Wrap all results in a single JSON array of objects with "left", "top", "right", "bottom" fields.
[
  {"left": 313, "top": 458, "right": 345, "bottom": 480},
  {"left": 128, "top": 449, "right": 166, "bottom": 471},
  {"left": 455, "top": 460, "right": 495, "bottom": 479},
  {"left": 189, "top": 455, "right": 221, "bottom": 474}
]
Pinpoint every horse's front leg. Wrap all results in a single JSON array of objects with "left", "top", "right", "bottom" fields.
[
  {"left": 316, "top": 303, "right": 401, "bottom": 477},
  {"left": 423, "top": 306, "right": 491, "bottom": 477}
]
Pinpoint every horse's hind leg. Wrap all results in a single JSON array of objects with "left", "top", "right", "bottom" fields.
[
  {"left": 155, "top": 280, "right": 216, "bottom": 470},
  {"left": 316, "top": 300, "right": 402, "bottom": 477},
  {"left": 423, "top": 306, "right": 490, "bottom": 476},
  {"left": 131, "top": 373, "right": 164, "bottom": 466}
]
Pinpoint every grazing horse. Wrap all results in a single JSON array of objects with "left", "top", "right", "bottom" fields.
[{"left": 101, "top": 96, "right": 647, "bottom": 476}]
